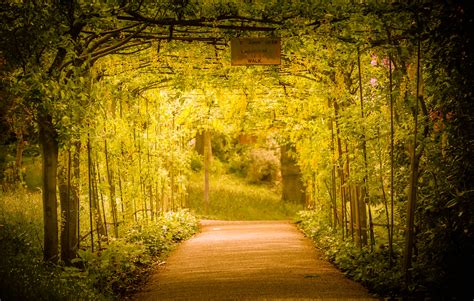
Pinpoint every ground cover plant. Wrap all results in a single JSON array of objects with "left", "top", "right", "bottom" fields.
[
  {"left": 0, "top": 189, "right": 198, "bottom": 300},
  {"left": 296, "top": 210, "right": 404, "bottom": 298}
]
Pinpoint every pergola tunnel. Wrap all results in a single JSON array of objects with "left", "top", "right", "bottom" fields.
[{"left": 0, "top": 1, "right": 472, "bottom": 300}]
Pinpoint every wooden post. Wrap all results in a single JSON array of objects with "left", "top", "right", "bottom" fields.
[
  {"left": 357, "top": 47, "right": 370, "bottom": 247},
  {"left": 203, "top": 130, "right": 212, "bottom": 215},
  {"left": 39, "top": 112, "right": 59, "bottom": 262},
  {"left": 404, "top": 38, "right": 422, "bottom": 287},
  {"left": 105, "top": 140, "right": 119, "bottom": 238}
]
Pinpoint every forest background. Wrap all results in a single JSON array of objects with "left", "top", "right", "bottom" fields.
[{"left": 0, "top": 0, "right": 473, "bottom": 299}]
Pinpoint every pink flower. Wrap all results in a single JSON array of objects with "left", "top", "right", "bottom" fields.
[
  {"left": 371, "top": 54, "right": 378, "bottom": 66},
  {"left": 370, "top": 78, "right": 378, "bottom": 87}
]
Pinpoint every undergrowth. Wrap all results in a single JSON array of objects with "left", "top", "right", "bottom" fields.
[
  {"left": 295, "top": 210, "right": 404, "bottom": 298},
  {"left": 296, "top": 210, "right": 473, "bottom": 299},
  {"left": 0, "top": 189, "right": 198, "bottom": 300}
]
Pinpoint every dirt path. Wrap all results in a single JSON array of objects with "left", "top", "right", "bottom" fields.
[{"left": 133, "top": 220, "right": 378, "bottom": 300}]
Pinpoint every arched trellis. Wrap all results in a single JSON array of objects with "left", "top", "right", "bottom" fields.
[{"left": 3, "top": 4, "right": 471, "bottom": 298}]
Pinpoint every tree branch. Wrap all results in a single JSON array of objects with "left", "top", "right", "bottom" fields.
[{"left": 117, "top": 14, "right": 278, "bottom": 32}]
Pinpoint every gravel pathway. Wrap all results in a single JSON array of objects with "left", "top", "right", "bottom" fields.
[{"left": 132, "top": 220, "right": 378, "bottom": 300}]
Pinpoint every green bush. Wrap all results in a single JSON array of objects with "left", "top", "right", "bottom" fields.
[
  {"left": 0, "top": 218, "right": 101, "bottom": 300},
  {"left": 228, "top": 148, "right": 280, "bottom": 184},
  {"left": 210, "top": 157, "right": 226, "bottom": 174},
  {"left": 1, "top": 192, "right": 198, "bottom": 300},
  {"left": 190, "top": 151, "right": 203, "bottom": 171},
  {"left": 126, "top": 209, "right": 198, "bottom": 257},
  {"left": 228, "top": 152, "right": 247, "bottom": 175},
  {"left": 295, "top": 210, "right": 404, "bottom": 297},
  {"left": 75, "top": 240, "right": 151, "bottom": 298},
  {"left": 246, "top": 148, "right": 279, "bottom": 184},
  {"left": 72, "top": 210, "right": 198, "bottom": 298},
  {"left": 0, "top": 255, "right": 100, "bottom": 300}
]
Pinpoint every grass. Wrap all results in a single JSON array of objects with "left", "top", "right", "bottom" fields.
[
  {"left": 0, "top": 189, "right": 100, "bottom": 300},
  {"left": 0, "top": 189, "right": 44, "bottom": 253},
  {"left": 0, "top": 188, "right": 199, "bottom": 300},
  {"left": 186, "top": 171, "right": 303, "bottom": 220}
]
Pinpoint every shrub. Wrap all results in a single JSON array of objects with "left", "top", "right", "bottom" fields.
[
  {"left": 295, "top": 210, "right": 404, "bottom": 297},
  {"left": 1, "top": 191, "right": 199, "bottom": 300},
  {"left": 0, "top": 218, "right": 101, "bottom": 300},
  {"left": 75, "top": 239, "right": 151, "bottom": 298},
  {"left": 190, "top": 151, "right": 203, "bottom": 171},
  {"left": 125, "top": 209, "right": 198, "bottom": 257},
  {"left": 246, "top": 148, "right": 280, "bottom": 184},
  {"left": 228, "top": 148, "right": 280, "bottom": 184},
  {"left": 228, "top": 152, "right": 248, "bottom": 175}
]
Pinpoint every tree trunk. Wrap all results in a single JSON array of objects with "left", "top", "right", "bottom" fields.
[
  {"left": 39, "top": 112, "right": 59, "bottom": 262},
  {"left": 118, "top": 173, "right": 125, "bottom": 222},
  {"left": 350, "top": 185, "right": 356, "bottom": 242},
  {"left": 170, "top": 114, "right": 176, "bottom": 211},
  {"left": 136, "top": 129, "right": 147, "bottom": 220},
  {"left": 359, "top": 187, "right": 368, "bottom": 246},
  {"left": 95, "top": 159, "right": 108, "bottom": 242},
  {"left": 404, "top": 148, "right": 420, "bottom": 281},
  {"left": 92, "top": 157, "right": 106, "bottom": 242},
  {"left": 87, "top": 137, "right": 95, "bottom": 252},
  {"left": 367, "top": 199, "right": 375, "bottom": 250},
  {"left": 203, "top": 130, "right": 212, "bottom": 215},
  {"left": 280, "top": 144, "right": 305, "bottom": 204},
  {"left": 72, "top": 143, "right": 80, "bottom": 251},
  {"left": 354, "top": 186, "right": 361, "bottom": 246},
  {"left": 195, "top": 132, "right": 205, "bottom": 155},
  {"left": 378, "top": 128, "right": 392, "bottom": 258}
]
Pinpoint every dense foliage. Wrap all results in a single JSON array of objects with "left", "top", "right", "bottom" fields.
[
  {"left": 296, "top": 210, "right": 404, "bottom": 297},
  {"left": 0, "top": 190, "right": 198, "bottom": 300}
]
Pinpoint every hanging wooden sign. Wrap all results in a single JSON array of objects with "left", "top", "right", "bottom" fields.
[{"left": 231, "top": 38, "right": 281, "bottom": 66}]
